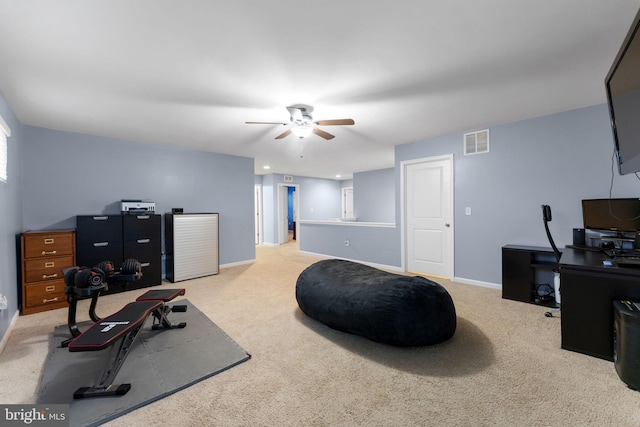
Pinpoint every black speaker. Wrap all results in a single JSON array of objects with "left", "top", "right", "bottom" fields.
[
  {"left": 614, "top": 300, "right": 640, "bottom": 390},
  {"left": 573, "top": 228, "right": 585, "bottom": 246}
]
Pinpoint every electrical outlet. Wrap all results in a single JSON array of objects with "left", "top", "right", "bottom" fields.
[
  {"left": 345, "top": 239, "right": 349, "bottom": 246},
  {"left": 465, "top": 207, "right": 472, "bottom": 216}
]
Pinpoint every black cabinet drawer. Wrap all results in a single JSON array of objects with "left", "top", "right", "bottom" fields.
[
  {"left": 76, "top": 241, "right": 124, "bottom": 269},
  {"left": 123, "top": 239, "right": 161, "bottom": 262},
  {"left": 137, "top": 262, "right": 161, "bottom": 288},
  {"left": 77, "top": 215, "right": 123, "bottom": 244},
  {"left": 123, "top": 214, "right": 161, "bottom": 240}
]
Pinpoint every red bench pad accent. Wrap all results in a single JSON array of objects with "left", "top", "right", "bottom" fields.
[{"left": 68, "top": 301, "right": 162, "bottom": 352}]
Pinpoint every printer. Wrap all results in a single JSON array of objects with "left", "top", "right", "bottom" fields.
[{"left": 121, "top": 200, "right": 155, "bottom": 214}]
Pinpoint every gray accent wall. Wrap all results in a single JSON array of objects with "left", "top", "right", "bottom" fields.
[
  {"left": 396, "top": 103, "right": 640, "bottom": 284},
  {"left": 21, "top": 126, "right": 256, "bottom": 267},
  {"left": 353, "top": 168, "right": 394, "bottom": 222},
  {"left": 295, "top": 103, "right": 640, "bottom": 285},
  {"left": 295, "top": 168, "right": 400, "bottom": 266},
  {"left": 0, "top": 92, "right": 24, "bottom": 339},
  {"left": 258, "top": 173, "right": 342, "bottom": 245},
  {"left": 300, "top": 224, "right": 400, "bottom": 267}
]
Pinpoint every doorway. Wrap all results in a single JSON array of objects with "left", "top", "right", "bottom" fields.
[
  {"left": 277, "top": 183, "right": 299, "bottom": 244},
  {"left": 402, "top": 155, "right": 454, "bottom": 278},
  {"left": 254, "top": 184, "right": 262, "bottom": 245},
  {"left": 342, "top": 187, "right": 354, "bottom": 219}
]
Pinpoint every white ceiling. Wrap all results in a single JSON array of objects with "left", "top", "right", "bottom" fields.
[{"left": 0, "top": 0, "right": 638, "bottom": 179}]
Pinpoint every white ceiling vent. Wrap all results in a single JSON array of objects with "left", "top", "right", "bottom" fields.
[{"left": 464, "top": 129, "right": 490, "bottom": 155}]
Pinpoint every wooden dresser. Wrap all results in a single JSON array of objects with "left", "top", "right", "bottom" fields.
[{"left": 21, "top": 230, "right": 76, "bottom": 315}]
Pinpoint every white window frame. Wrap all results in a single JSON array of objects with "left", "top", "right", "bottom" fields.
[{"left": 0, "top": 114, "right": 11, "bottom": 182}]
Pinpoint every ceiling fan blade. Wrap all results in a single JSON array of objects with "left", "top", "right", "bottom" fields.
[
  {"left": 315, "top": 119, "right": 355, "bottom": 126},
  {"left": 275, "top": 129, "right": 292, "bottom": 139},
  {"left": 245, "top": 121, "right": 288, "bottom": 125},
  {"left": 313, "top": 128, "right": 335, "bottom": 140}
]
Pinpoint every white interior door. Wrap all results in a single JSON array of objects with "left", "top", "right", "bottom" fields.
[
  {"left": 254, "top": 185, "right": 262, "bottom": 245},
  {"left": 342, "top": 187, "right": 354, "bottom": 218},
  {"left": 404, "top": 156, "right": 453, "bottom": 278},
  {"left": 277, "top": 184, "right": 289, "bottom": 244}
]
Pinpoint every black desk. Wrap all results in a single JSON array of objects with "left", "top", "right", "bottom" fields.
[{"left": 560, "top": 247, "right": 640, "bottom": 361}]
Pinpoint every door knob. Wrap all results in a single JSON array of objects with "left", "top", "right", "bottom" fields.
[{"left": 445, "top": 223, "right": 450, "bottom": 227}]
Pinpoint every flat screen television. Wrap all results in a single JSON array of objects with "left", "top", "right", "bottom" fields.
[
  {"left": 606, "top": 7, "right": 640, "bottom": 175},
  {"left": 582, "top": 198, "right": 640, "bottom": 232}
]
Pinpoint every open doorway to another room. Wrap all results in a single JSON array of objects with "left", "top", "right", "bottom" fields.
[{"left": 277, "top": 183, "right": 299, "bottom": 244}]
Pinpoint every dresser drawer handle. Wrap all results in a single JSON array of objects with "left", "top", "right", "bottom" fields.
[
  {"left": 140, "top": 262, "right": 151, "bottom": 268},
  {"left": 44, "top": 262, "right": 55, "bottom": 268},
  {"left": 44, "top": 238, "right": 55, "bottom": 244},
  {"left": 93, "top": 216, "right": 108, "bottom": 221},
  {"left": 137, "top": 239, "right": 151, "bottom": 244},
  {"left": 43, "top": 274, "right": 58, "bottom": 279},
  {"left": 43, "top": 297, "right": 59, "bottom": 303},
  {"left": 137, "top": 215, "right": 150, "bottom": 220},
  {"left": 45, "top": 285, "right": 56, "bottom": 292},
  {"left": 93, "top": 242, "right": 109, "bottom": 247},
  {"left": 41, "top": 250, "right": 57, "bottom": 255}
]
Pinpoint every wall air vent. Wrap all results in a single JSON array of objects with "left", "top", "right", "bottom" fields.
[
  {"left": 464, "top": 129, "right": 490, "bottom": 155},
  {"left": 284, "top": 175, "right": 293, "bottom": 182}
]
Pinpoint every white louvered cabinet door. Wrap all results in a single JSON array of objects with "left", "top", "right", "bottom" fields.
[{"left": 168, "top": 213, "right": 219, "bottom": 282}]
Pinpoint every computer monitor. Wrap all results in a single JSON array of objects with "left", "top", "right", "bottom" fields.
[
  {"left": 606, "top": 7, "right": 640, "bottom": 175},
  {"left": 582, "top": 198, "right": 640, "bottom": 232}
]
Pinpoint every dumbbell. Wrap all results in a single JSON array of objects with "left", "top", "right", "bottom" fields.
[
  {"left": 95, "top": 260, "right": 115, "bottom": 277},
  {"left": 121, "top": 258, "right": 142, "bottom": 275},
  {"left": 64, "top": 266, "right": 106, "bottom": 288}
]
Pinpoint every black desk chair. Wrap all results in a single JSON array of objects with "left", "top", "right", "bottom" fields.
[{"left": 542, "top": 205, "right": 561, "bottom": 317}]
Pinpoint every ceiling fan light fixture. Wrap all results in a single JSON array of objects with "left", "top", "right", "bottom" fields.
[{"left": 291, "top": 125, "right": 313, "bottom": 138}]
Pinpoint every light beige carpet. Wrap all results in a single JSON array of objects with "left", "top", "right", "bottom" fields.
[{"left": 1, "top": 241, "right": 639, "bottom": 426}]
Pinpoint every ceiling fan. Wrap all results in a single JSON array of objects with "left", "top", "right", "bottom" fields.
[{"left": 245, "top": 104, "right": 354, "bottom": 140}]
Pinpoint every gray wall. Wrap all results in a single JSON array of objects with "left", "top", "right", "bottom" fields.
[
  {"left": 300, "top": 224, "right": 400, "bottom": 267},
  {"left": 0, "top": 92, "right": 24, "bottom": 338},
  {"left": 353, "top": 168, "right": 394, "bottom": 222},
  {"left": 396, "top": 103, "right": 640, "bottom": 284},
  {"left": 296, "top": 168, "right": 400, "bottom": 266},
  {"left": 21, "top": 126, "right": 256, "bottom": 266},
  {"left": 257, "top": 172, "right": 395, "bottom": 246},
  {"left": 258, "top": 173, "right": 343, "bottom": 245},
  {"left": 298, "top": 103, "right": 640, "bottom": 284}
]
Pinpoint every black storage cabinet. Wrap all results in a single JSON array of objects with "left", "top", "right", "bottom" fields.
[
  {"left": 614, "top": 300, "right": 640, "bottom": 390},
  {"left": 122, "top": 214, "right": 162, "bottom": 289},
  {"left": 76, "top": 214, "right": 161, "bottom": 294},
  {"left": 76, "top": 215, "right": 123, "bottom": 268},
  {"left": 502, "top": 245, "right": 558, "bottom": 307}
]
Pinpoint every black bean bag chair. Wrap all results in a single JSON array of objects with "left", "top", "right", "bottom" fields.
[{"left": 295, "top": 259, "right": 456, "bottom": 346}]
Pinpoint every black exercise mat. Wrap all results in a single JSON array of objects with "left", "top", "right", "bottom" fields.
[{"left": 37, "top": 299, "right": 251, "bottom": 427}]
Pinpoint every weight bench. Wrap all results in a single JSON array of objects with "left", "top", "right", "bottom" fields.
[
  {"left": 67, "top": 288, "right": 187, "bottom": 399},
  {"left": 63, "top": 259, "right": 145, "bottom": 346}
]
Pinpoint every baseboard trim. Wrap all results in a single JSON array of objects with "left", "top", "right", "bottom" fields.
[
  {"left": 220, "top": 259, "right": 256, "bottom": 269},
  {"left": 298, "top": 250, "right": 403, "bottom": 272},
  {"left": 453, "top": 276, "right": 501, "bottom": 290},
  {"left": 0, "top": 310, "right": 19, "bottom": 355}
]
